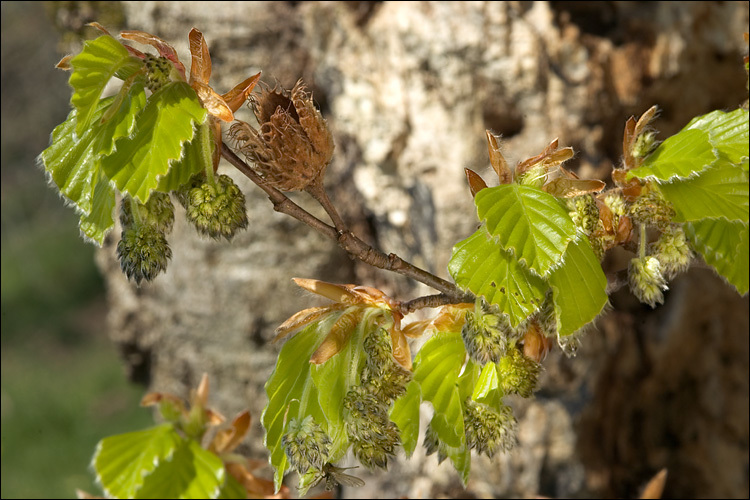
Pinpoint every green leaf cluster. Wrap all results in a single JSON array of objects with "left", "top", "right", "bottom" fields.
[
  {"left": 630, "top": 108, "right": 749, "bottom": 294},
  {"left": 448, "top": 184, "right": 608, "bottom": 337},
  {"left": 92, "top": 423, "right": 241, "bottom": 499},
  {"left": 262, "top": 307, "right": 394, "bottom": 493},
  {"left": 39, "top": 35, "right": 208, "bottom": 245}
]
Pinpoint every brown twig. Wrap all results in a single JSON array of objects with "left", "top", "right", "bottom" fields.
[{"left": 221, "top": 142, "right": 472, "bottom": 306}]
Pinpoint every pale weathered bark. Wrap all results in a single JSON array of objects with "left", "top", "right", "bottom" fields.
[{"left": 92, "top": 2, "right": 748, "bottom": 498}]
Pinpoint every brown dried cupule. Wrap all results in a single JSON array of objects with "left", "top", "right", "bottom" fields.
[{"left": 230, "top": 80, "right": 334, "bottom": 192}]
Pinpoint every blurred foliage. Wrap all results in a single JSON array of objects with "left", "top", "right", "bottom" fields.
[{"left": 1, "top": 3, "right": 151, "bottom": 498}]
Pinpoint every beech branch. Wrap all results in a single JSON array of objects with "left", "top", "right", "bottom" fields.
[{"left": 221, "top": 143, "right": 473, "bottom": 310}]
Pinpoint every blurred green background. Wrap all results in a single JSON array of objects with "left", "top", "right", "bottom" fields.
[{"left": 1, "top": 2, "right": 153, "bottom": 498}]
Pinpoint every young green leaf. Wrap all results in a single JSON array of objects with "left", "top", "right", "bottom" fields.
[
  {"left": 628, "top": 128, "right": 717, "bottom": 181},
  {"left": 102, "top": 81, "right": 208, "bottom": 203},
  {"left": 390, "top": 380, "right": 422, "bottom": 457},
  {"left": 685, "top": 108, "right": 749, "bottom": 165},
  {"left": 217, "top": 473, "right": 248, "bottom": 500},
  {"left": 547, "top": 236, "right": 608, "bottom": 336},
  {"left": 449, "top": 228, "right": 549, "bottom": 327},
  {"left": 686, "top": 218, "right": 749, "bottom": 295},
  {"left": 475, "top": 184, "right": 578, "bottom": 276},
  {"left": 93, "top": 423, "right": 182, "bottom": 498},
  {"left": 412, "top": 331, "right": 466, "bottom": 448},
  {"left": 157, "top": 119, "right": 214, "bottom": 192},
  {"left": 78, "top": 169, "right": 116, "bottom": 245},
  {"left": 69, "top": 35, "right": 144, "bottom": 136},
  {"left": 262, "top": 321, "right": 330, "bottom": 492},
  {"left": 135, "top": 439, "right": 226, "bottom": 499},
  {"left": 41, "top": 86, "right": 145, "bottom": 218},
  {"left": 657, "top": 160, "right": 749, "bottom": 223}
]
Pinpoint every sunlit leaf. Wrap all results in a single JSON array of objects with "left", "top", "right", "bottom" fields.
[
  {"left": 156, "top": 119, "right": 214, "bottom": 192},
  {"left": 475, "top": 184, "right": 577, "bottom": 276},
  {"left": 629, "top": 129, "right": 717, "bottom": 181},
  {"left": 41, "top": 86, "right": 146, "bottom": 218},
  {"left": 657, "top": 159, "right": 749, "bottom": 223},
  {"left": 102, "top": 82, "right": 207, "bottom": 203},
  {"left": 93, "top": 423, "right": 181, "bottom": 498},
  {"left": 69, "top": 35, "right": 144, "bottom": 136},
  {"left": 390, "top": 380, "right": 422, "bottom": 457},
  {"left": 548, "top": 236, "right": 608, "bottom": 336},
  {"left": 78, "top": 168, "right": 116, "bottom": 245},
  {"left": 685, "top": 108, "right": 749, "bottom": 165},
  {"left": 448, "top": 228, "right": 549, "bottom": 327},
  {"left": 686, "top": 219, "right": 749, "bottom": 295},
  {"left": 133, "top": 439, "right": 225, "bottom": 499}
]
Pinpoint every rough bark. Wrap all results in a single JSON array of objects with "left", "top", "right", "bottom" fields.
[{"left": 92, "top": 2, "right": 748, "bottom": 498}]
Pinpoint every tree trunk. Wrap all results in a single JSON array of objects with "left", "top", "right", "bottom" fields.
[{"left": 93, "top": 2, "right": 749, "bottom": 498}]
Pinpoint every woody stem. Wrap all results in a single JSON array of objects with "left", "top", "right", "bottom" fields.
[{"left": 221, "top": 143, "right": 472, "bottom": 304}]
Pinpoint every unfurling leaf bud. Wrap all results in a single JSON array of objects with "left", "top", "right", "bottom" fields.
[
  {"left": 464, "top": 399, "right": 518, "bottom": 457},
  {"left": 651, "top": 224, "right": 692, "bottom": 279},
  {"left": 230, "top": 80, "right": 334, "bottom": 192},
  {"left": 282, "top": 416, "right": 331, "bottom": 474},
  {"left": 497, "top": 347, "right": 542, "bottom": 397},
  {"left": 628, "top": 256, "right": 668, "bottom": 308},
  {"left": 462, "top": 299, "right": 515, "bottom": 364},
  {"left": 181, "top": 173, "right": 248, "bottom": 240}
]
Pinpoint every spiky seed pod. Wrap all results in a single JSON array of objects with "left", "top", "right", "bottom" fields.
[
  {"left": 461, "top": 299, "right": 515, "bottom": 364},
  {"left": 143, "top": 54, "right": 175, "bottom": 92},
  {"left": 282, "top": 416, "right": 331, "bottom": 474},
  {"left": 569, "top": 195, "right": 599, "bottom": 236},
  {"left": 628, "top": 256, "right": 668, "bottom": 308},
  {"left": 463, "top": 399, "right": 518, "bottom": 458},
  {"left": 651, "top": 224, "right": 692, "bottom": 279},
  {"left": 117, "top": 225, "right": 172, "bottom": 285},
  {"left": 629, "top": 188, "right": 675, "bottom": 231},
  {"left": 229, "top": 80, "right": 335, "bottom": 192},
  {"left": 497, "top": 347, "right": 542, "bottom": 398},
  {"left": 173, "top": 172, "right": 207, "bottom": 209},
  {"left": 183, "top": 173, "right": 248, "bottom": 240},
  {"left": 361, "top": 328, "right": 412, "bottom": 403},
  {"left": 343, "top": 386, "right": 399, "bottom": 469}
]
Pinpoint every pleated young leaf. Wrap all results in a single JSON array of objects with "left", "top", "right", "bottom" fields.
[
  {"left": 157, "top": 119, "right": 214, "bottom": 192},
  {"left": 390, "top": 380, "right": 422, "bottom": 457},
  {"left": 448, "top": 228, "right": 549, "bottom": 327},
  {"left": 475, "top": 184, "right": 578, "bottom": 277},
  {"left": 262, "top": 321, "right": 331, "bottom": 492},
  {"left": 657, "top": 160, "right": 749, "bottom": 223},
  {"left": 411, "top": 331, "right": 470, "bottom": 483},
  {"left": 135, "top": 439, "right": 226, "bottom": 499},
  {"left": 69, "top": 35, "right": 144, "bottom": 136},
  {"left": 102, "top": 81, "right": 207, "bottom": 203},
  {"left": 547, "top": 236, "right": 608, "bottom": 336},
  {"left": 628, "top": 128, "right": 717, "bottom": 181},
  {"left": 78, "top": 168, "right": 116, "bottom": 244},
  {"left": 41, "top": 85, "right": 146, "bottom": 217},
  {"left": 686, "top": 218, "right": 749, "bottom": 295},
  {"left": 92, "top": 423, "right": 182, "bottom": 498},
  {"left": 685, "top": 108, "right": 749, "bottom": 165}
]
